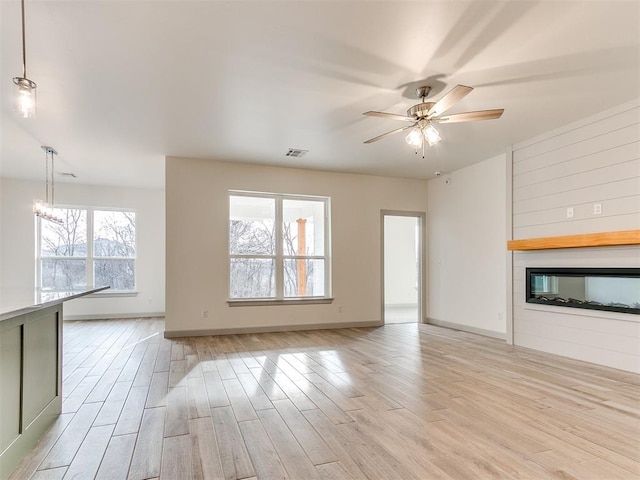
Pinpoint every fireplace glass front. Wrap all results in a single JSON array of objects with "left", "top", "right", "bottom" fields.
[{"left": 526, "top": 268, "right": 640, "bottom": 315}]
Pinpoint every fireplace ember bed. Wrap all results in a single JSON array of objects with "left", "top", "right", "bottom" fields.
[{"left": 526, "top": 268, "right": 640, "bottom": 315}]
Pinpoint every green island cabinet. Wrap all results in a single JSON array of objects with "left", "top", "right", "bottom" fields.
[{"left": 0, "top": 288, "right": 107, "bottom": 479}]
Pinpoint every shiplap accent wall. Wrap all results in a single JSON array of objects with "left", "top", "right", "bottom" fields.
[{"left": 511, "top": 100, "right": 640, "bottom": 373}]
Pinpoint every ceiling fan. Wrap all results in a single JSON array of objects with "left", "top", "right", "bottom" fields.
[{"left": 362, "top": 84, "right": 504, "bottom": 154}]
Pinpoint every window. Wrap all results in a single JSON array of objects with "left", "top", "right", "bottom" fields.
[
  {"left": 38, "top": 207, "right": 136, "bottom": 292},
  {"left": 229, "top": 192, "right": 330, "bottom": 301}
]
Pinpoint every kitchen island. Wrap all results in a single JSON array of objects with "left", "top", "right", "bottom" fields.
[{"left": 0, "top": 287, "right": 108, "bottom": 479}]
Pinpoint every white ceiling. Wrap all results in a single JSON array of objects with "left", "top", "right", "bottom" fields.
[{"left": 1, "top": 1, "right": 639, "bottom": 189}]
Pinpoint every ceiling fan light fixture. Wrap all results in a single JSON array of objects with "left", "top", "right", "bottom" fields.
[
  {"left": 363, "top": 84, "right": 504, "bottom": 152},
  {"left": 405, "top": 128, "right": 423, "bottom": 148},
  {"left": 424, "top": 124, "right": 441, "bottom": 146}
]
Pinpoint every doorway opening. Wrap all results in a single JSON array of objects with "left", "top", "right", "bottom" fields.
[{"left": 382, "top": 212, "right": 424, "bottom": 324}]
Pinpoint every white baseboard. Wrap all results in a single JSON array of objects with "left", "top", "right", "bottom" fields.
[
  {"left": 63, "top": 312, "right": 165, "bottom": 321},
  {"left": 426, "top": 317, "right": 506, "bottom": 340},
  {"left": 164, "top": 320, "right": 382, "bottom": 338}
]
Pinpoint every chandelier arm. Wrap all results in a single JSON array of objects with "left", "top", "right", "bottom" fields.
[{"left": 45, "top": 147, "right": 49, "bottom": 205}]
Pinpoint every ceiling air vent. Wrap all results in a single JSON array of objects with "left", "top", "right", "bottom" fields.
[{"left": 285, "top": 148, "right": 308, "bottom": 158}]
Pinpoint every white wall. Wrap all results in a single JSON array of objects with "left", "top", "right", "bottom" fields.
[
  {"left": 384, "top": 215, "right": 418, "bottom": 307},
  {"left": 512, "top": 102, "right": 640, "bottom": 239},
  {"left": 165, "top": 157, "right": 428, "bottom": 336},
  {"left": 0, "top": 178, "right": 165, "bottom": 319},
  {"left": 511, "top": 100, "right": 640, "bottom": 373},
  {"left": 427, "top": 154, "right": 508, "bottom": 337}
]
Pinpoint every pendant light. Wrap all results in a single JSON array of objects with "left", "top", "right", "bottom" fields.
[{"left": 13, "top": 0, "right": 37, "bottom": 118}]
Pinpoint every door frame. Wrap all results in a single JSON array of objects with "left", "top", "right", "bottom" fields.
[{"left": 380, "top": 210, "right": 426, "bottom": 324}]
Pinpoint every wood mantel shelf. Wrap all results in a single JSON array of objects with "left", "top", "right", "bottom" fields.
[{"left": 507, "top": 230, "right": 640, "bottom": 251}]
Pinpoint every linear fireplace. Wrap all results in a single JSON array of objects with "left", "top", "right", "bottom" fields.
[{"left": 526, "top": 268, "right": 640, "bottom": 315}]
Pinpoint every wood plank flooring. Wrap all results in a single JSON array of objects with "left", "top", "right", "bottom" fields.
[{"left": 8, "top": 318, "right": 640, "bottom": 479}]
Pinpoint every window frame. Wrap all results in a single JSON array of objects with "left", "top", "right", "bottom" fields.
[
  {"left": 227, "top": 190, "right": 332, "bottom": 304},
  {"left": 36, "top": 205, "right": 137, "bottom": 295}
]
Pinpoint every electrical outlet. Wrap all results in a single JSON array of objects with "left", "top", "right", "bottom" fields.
[
  {"left": 201, "top": 309, "right": 208, "bottom": 319},
  {"left": 593, "top": 203, "right": 602, "bottom": 215},
  {"left": 338, "top": 305, "right": 343, "bottom": 313},
  {"left": 566, "top": 207, "right": 574, "bottom": 219}
]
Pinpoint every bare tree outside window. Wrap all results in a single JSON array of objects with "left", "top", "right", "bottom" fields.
[
  {"left": 94, "top": 210, "right": 136, "bottom": 290},
  {"left": 229, "top": 196, "right": 276, "bottom": 298},
  {"left": 38, "top": 207, "right": 136, "bottom": 292},
  {"left": 40, "top": 209, "right": 87, "bottom": 290},
  {"left": 282, "top": 199, "right": 325, "bottom": 297},
  {"left": 229, "top": 193, "right": 329, "bottom": 300}
]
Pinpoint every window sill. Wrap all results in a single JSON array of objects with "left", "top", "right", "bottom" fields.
[
  {"left": 227, "top": 298, "right": 334, "bottom": 307},
  {"left": 87, "top": 291, "right": 138, "bottom": 298}
]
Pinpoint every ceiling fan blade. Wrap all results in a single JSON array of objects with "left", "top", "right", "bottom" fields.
[
  {"left": 427, "top": 84, "right": 474, "bottom": 117},
  {"left": 363, "top": 111, "right": 415, "bottom": 122},
  {"left": 364, "top": 124, "right": 415, "bottom": 144},
  {"left": 433, "top": 109, "right": 504, "bottom": 124}
]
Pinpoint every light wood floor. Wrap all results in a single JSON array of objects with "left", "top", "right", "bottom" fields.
[{"left": 9, "top": 318, "right": 640, "bottom": 480}]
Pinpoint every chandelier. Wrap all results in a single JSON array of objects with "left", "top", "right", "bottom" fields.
[{"left": 33, "top": 146, "right": 63, "bottom": 224}]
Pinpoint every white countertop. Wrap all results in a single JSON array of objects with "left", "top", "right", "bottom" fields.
[{"left": 0, "top": 287, "right": 110, "bottom": 321}]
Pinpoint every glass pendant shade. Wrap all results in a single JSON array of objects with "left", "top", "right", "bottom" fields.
[
  {"left": 405, "top": 128, "right": 423, "bottom": 148},
  {"left": 14, "top": 77, "right": 37, "bottom": 118}
]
